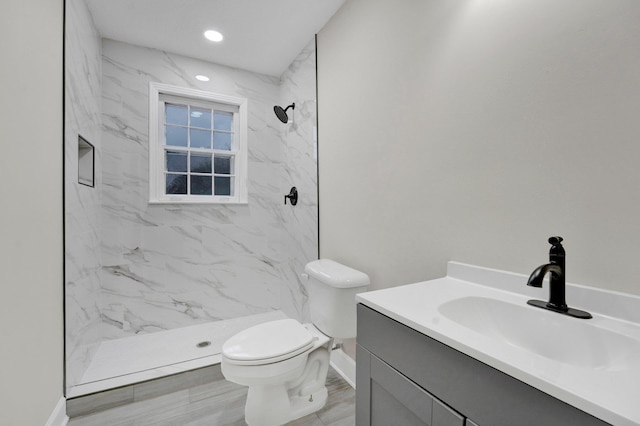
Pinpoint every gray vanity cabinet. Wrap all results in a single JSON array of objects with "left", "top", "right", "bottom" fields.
[
  {"left": 363, "top": 347, "right": 464, "bottom": 426},
  {"left": 356, "top": 304, "right": 610, "bottom": 426}
]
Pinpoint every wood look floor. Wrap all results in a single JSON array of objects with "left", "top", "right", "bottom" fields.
[{"left": 68, "top": 367, "right": 355, "bottom": 426}]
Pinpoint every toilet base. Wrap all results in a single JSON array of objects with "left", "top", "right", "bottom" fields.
[
  {"left": 289, "top": 386, "right": 328, "bottom": 422},
  {"left": 244, "top": 384, "right": 328, "bottom": 426},
  {"left": 223, "top": 324, "right": 333, "bottom": 426},
  {"left": 242, "top": 345, "right": 331, "bottom": 425}
]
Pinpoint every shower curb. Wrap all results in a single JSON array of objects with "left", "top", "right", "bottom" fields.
[{"left": 66, "top": 364, "right": 222, "bottom": 418}]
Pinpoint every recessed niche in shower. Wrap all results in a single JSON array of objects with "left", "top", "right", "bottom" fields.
[{"left": 78, "top": 135, "right": 95, "bottom": 187}]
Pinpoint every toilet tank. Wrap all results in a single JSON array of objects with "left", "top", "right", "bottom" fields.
[{"left": 304, "top": 259, "right": 370, "bottom": 339}]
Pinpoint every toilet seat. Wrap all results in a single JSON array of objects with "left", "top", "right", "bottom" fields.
[{"left": 222, "top": 319, "right": 315, "bottom": 366}]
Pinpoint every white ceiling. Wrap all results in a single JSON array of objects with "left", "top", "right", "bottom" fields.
[{"left": 85, "top": 0, "right": 346, "bottom": 77}]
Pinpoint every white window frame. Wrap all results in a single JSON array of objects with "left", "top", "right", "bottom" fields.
[{"left": 148, "top": 82, "right": 248, "bottom": 204}]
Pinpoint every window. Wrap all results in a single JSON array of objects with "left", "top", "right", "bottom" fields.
[{"left": 149, "top": 82, "right": 248, "bottom": 204}]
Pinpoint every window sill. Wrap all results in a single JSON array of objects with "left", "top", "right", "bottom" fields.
[{"left": 149, "top": 197, "right": 248, "bottom": 205}]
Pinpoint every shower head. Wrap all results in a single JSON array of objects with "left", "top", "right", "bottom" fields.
[{"left": 274, "top": 103, "right": 295, "bottom": 123}]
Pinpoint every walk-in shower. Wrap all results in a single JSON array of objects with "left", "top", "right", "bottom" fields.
[{"left": 64, "top": 0, "right": 319, "bottom": 397}]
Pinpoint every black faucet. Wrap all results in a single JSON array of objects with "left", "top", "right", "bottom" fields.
[{"left": 526, "top": 236, "right": 592, "bottom": 319}]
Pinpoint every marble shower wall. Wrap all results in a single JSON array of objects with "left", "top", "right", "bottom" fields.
[
  {"left": 279, "top": 39, "right": 320, "bottom": 322},
  {"left": 98, "top": 39, "right": 319, "bottom": 340},
  {"left": 64, "top": 0, "right": 104, "bottom": 389}
]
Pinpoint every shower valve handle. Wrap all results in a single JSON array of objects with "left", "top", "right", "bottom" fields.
[{"left": 284, "top": 187, "right": 298, "bottom": 206}]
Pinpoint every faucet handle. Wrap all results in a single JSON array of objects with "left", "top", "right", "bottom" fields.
[
  {"left": 548, "top": 236, "right": 565, "bottom": 257},
  {"left": 548, "top": 236, "right": 563, "bottom": 245}
]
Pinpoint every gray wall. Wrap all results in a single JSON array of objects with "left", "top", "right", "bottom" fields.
[
  {"left": 317, "top": 0, "right": 640, "bottom": 295},
  {"left": 0, "top": 0, "right": 64, "bottom": 423}
]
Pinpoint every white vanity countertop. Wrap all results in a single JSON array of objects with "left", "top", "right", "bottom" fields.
[{"left": 356, "top": 262, "right": 640, "bottom": 426}]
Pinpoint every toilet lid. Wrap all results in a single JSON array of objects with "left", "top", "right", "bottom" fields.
[{"left": 222, "top": 319, "right": 314, "bottom": 364}]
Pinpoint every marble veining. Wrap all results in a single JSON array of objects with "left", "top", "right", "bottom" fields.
[
  {"left": 66, "top": 0, "right": 318, "bottom": 394},
  {"left": 97, "top": 38, "right": 318, "bottom": 342},
  {"left": 64, "top": 0, "right": 104, "bottom": 389}
]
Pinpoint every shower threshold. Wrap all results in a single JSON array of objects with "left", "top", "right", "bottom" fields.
[{"left": 67, "top": 311, "right": 287, "bottom": 398}]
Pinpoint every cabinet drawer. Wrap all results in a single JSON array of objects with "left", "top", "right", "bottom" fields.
[{"left": 369, "top": 353, "right": 464, "bottom": 426}]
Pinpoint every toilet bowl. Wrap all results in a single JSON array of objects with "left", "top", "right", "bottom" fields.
[
  {"left": 222, "top": 319, "right": 332, "bottom": 425},
  {"left": 221, "top": 259, "right": 370, "bottom": 426}
]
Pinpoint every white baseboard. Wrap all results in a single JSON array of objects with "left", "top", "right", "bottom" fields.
[
  {"left": 45, "top": 396, "right": 68, "bottom": 426},
  {"left": 330, "top": 348, "right": 356, "bottom": 389}
]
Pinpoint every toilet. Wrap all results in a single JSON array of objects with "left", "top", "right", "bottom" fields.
[{"left": 221, "top": 259, "right": 370, "bottom": 426}]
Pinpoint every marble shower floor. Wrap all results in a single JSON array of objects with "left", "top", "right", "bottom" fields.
[
  {"left": 69, "top": 311, "right": 287, "bottom": 398},
  {"left": 67, "top": 366, "right": 356, "bottom": 426}
]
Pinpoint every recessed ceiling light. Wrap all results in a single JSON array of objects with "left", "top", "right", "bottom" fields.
[
  {"left": 204, "top": 30, "right": 223, "bottom": 42},
  {"left": 195, "top": 75, "right": 210, "bottom": 82}
]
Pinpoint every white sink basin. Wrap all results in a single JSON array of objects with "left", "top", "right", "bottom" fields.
[
  {"left": 356, "top": 262, "right": 640, "bottom": 426},
  {"left": 438, "top": 296, "right": 640, "bottom": 371}
]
